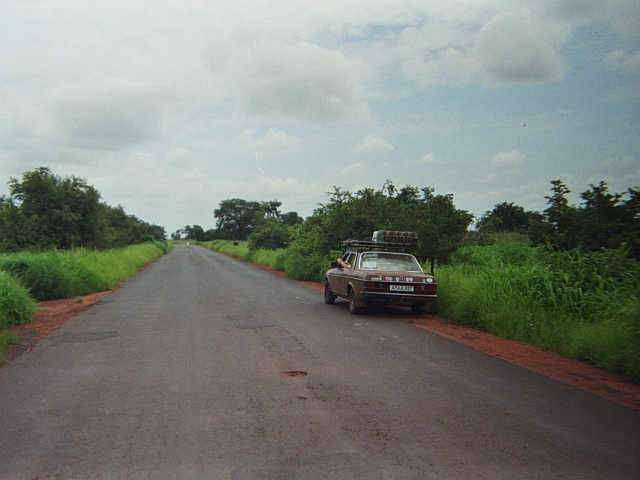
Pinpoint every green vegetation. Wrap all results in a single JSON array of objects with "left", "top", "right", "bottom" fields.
[
  {"left": 0, "top": 242, "right": 171, "bottom": 360},
  {"left": 196, "top": 240, "right": 288, "bottom": 271},
  {"left": 0, "top": 271, "right": 37, "bottom": 329},
  {"left": 432, "top": 242, "right": 640, "bottom": 381},
  {"left": 0, "top": 167, "right": 166, "bottom": 253},
  {"left": 173, "top": 199, "right": 302, "bottom": 248},
  {"left": 479, "top": 180, "right": 640, "bottom": 259},
  {"left": 0, "top": 242, "right": 171, "bottom": 302},
  {"left": 288, "top": 182, "right": 474, "bottom": 265}
]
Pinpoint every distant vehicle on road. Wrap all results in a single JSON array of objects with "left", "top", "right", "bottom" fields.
[{"left": 324, "top": 231, "right": 437, "bottom": 314}]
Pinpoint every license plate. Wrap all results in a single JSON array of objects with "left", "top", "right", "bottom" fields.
[{"left": 390, "top": 285, "right": 414, "bottom": 292}]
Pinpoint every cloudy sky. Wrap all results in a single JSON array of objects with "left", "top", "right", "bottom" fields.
[{"left": 1, "top": 0, "right": 638, "bottom": 234}]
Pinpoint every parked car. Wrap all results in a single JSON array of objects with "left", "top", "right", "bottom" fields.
[{"left": 324, "top": 231, "right": 437, "bottom": 314}]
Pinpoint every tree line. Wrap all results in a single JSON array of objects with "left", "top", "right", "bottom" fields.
[
  {"left": 0, "top": 167, "right": 165, "bottom": 253},
  {"left": 172, "top": 199, "right": 303, "bottom": 249},
  {"left": 5, "top": 167, "right": 637, "bottom": 262},
  {"left": 176, "top": 181, "right": 475, "bottom": 263},
  {"left": 186, "top": 178, "right": 639, "bottom": 263},
  {"left": 478, "top": 180, "right": 640, "bottom": 260}
]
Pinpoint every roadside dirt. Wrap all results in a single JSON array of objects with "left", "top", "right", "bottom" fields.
[{"left": 4, "top": 264, "right": 640, "bottom": 413}]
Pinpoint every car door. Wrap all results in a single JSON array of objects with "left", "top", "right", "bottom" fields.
[{"left": 337, "top": 252, "right": 357, "bottom": 296}]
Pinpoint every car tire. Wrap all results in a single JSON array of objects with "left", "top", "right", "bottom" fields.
[
  {"left": 324, "top": 281, "right": 336, "bottom": 304},
  {"left": 348, "top": 289, "right": 363, "bottom": 314}
]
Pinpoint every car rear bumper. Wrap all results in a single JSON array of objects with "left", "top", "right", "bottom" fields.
[{"left": 361, "top": 291, "right": 437, "bottom": 304}]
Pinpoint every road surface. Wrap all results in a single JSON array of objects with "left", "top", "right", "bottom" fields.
[{"left": 1, "top": 245, "right": 638, "bottom": 479}]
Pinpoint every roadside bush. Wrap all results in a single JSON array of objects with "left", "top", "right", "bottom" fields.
[
  {"left": 196, "top": 240, "right": 289, "bottom": 272},
  {"left": 0, "top": 271, "right": 36, "bottom": 329},
  {"left": 284, "top": 252, "right": 334, "bottom": 283},
  {"left": 0, "top": 242, "right": 170, "bottom": 301},
  {"left": 432, "top": 242, "right": 640, "bottom": 381}
]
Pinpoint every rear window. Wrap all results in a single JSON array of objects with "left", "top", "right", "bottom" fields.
[{"left": 359, "top": 253, "right": 423, "bottom": 272}]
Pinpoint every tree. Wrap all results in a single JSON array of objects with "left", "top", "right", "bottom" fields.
[
  {"left": 0, "top": 167, "right": 166, "bottom": 252},
  {"left": 248, "top": 217, "right": 290, "bottom": 250},
  {"left": 477, "top": 202, "right": 542, "bottom": 233},
  {"left": 281, "top": 211, "right": 304, "bottom": 226},
  {"left": 288, "top": 182, "right": 474, "bottom": 263},
  {"left": 180, "top": 225, "right": 205, "bottom": 241},
  {"left": 213, "top": 199, "right": 262, "bottom": 240},
  {"left": 530, "top": 180, "right": 640, "bottom": 259},
  {"left": 8, "top": 167, "right": 102, "bottom": 249}
]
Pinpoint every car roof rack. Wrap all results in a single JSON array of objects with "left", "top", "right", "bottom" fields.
[{"left": 341, "top": 238, "right": 419, "bottom": 253}]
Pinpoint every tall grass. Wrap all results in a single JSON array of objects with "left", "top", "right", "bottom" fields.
[
  {"left": 0, "top": 272, "right": 37, "bottom": 329},
  {"left": 195, "top": 240, "right": 289, "bottom": 272},
  {"left": 0, "top": 242, "right": 170, "bottom": 325},
  {"left": 0, "top": 242, "right": 170, "bottom": 301},
  {"left": 432, "top": 242, "right": 640, "bottom": 381},
  {"left": 0, "top": 242, "right": 170, "bottom": 361},
  {"left": 196, "top": 240, "right": 336, "bottom": 282}
]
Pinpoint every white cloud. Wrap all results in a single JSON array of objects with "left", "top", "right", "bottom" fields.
[
  {"left": 353, "top": 135, "right": 393, "bottom": 153},
  {"left": 164, "top": 148, "right": 200, "bottom": 168},
  {"left": 490, "top": 149, "right": 526, "bottom": 168},
  {"left": 410, "top": 153, "right": 440, "bottom": 165},
  {"left": 399, "top": 4, "right": 578, "bottom": 87},
  {"left": 475, "top": 11, "right": 565, "bottom": 85},
  {"left": 340, "top": 162, "right": 367, "bottom": 177},
  {"left": 604, "top": 50, "right": 640, "bottom": 73},
  {"left": 43, "top": 78, "right": 188, "bottom": 151},
  {"left": 253, "top": 128, "right": 300, "bottom": 153},
  {"left": 207, "top": 40, "right": 371, "bottom": 122}
]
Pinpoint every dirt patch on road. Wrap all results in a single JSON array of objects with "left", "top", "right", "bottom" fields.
[
  {"left": 5, "top": 262, "right": 640, "bottom": 412},
  {"left": 3, "top": 291, "right": 111, "bottom": 362}
]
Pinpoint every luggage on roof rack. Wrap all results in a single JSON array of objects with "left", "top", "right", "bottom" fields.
[{"left": 372, "top": 230, "right": 418, "bottom": 246}]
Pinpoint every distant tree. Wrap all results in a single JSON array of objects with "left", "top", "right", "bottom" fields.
[
  {"left": 288, "top": 182, "right": 474, "bottom": 263},
  {"left": 530, "top": 180, "right": 640, "bottom": 258},
  {"left": 181, "top": 224, "right": 205, "bottom": 241},
  {"left": 248, "top": 217, "right": 290, "bottom": 250},
  {"left": 0, "top": 196, "right": 29, "bottom": 252},
  {"left": 0, "top": 167, "right": 165, "bottom": 252},
  {"left": 213, "top": 199, "right": 262, "bottom": 240},
  {"left": 8, "top": 167, "right": 102, "bottom": 249},
  {"left": 477, "top": 202, "right": 542, "bottom": 233},
  {"left": 281, "top": 211, "right": 304, "bottom": 226}
]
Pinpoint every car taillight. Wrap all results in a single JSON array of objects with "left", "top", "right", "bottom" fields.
[{"left": 366, "top": 281, "right": 381, "bottom": 289}]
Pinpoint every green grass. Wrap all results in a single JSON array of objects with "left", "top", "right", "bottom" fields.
[
  {"left": 0, "top": 271, "right": 37, "bottom": 329},
  {"left": 195, "top": 240, "right": 335, "bottom": 282},
  {"left": 0, "top": 241, "right": 171, "bottom": 331},
  {"left": 195, "top": 240, "right": 289, "bottom": 272},
  {"left": 431, "top": 242, "right": 640, "bottom": 382}
]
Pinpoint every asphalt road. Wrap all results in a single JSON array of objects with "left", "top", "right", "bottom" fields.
[{"left": 1, "top": 245, "right": 638, "bottom": 479}]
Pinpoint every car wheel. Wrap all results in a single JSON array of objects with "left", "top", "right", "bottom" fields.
[
  {"left": 324, "top": 281, "right": 336, "bottom": 304},
  {"left": 348, "top": 289, "right": 362, "bottom": 314}
]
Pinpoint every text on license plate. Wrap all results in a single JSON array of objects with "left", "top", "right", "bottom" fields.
[{"left": 390, "top": 285, "right": 414, "bottom": 292}]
